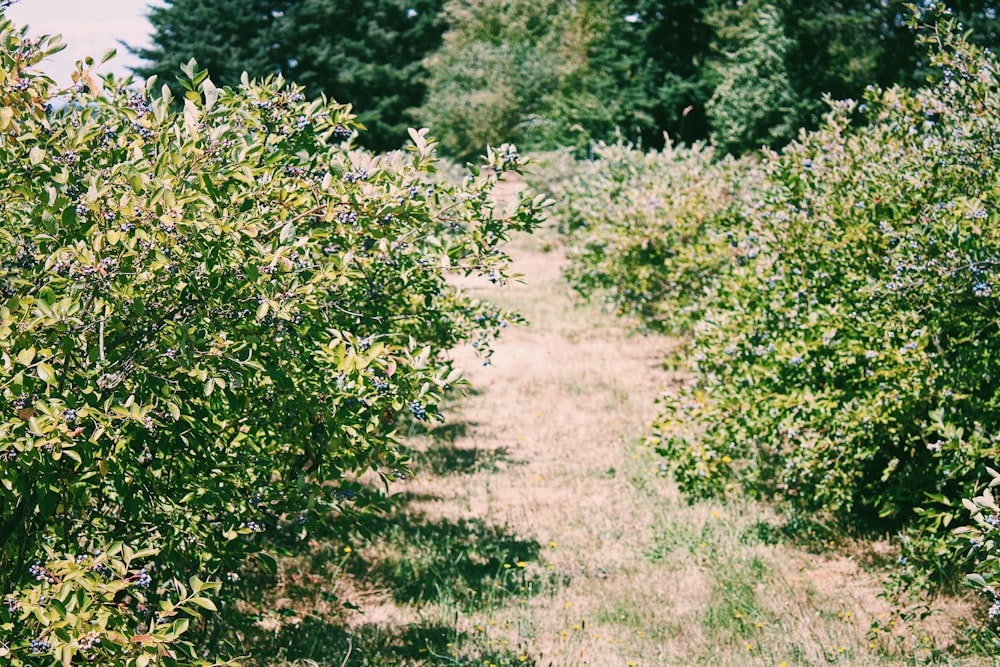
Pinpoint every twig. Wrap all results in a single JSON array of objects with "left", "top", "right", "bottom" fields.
[
  {"left": 98, "top": 318, "right": 106, "bottom": 362},
  {"left": 339, "top": 637, "right": 353, "bottom": 667},
  {"left": 261, "top": 204, "right": 327, "bottom": 237}
]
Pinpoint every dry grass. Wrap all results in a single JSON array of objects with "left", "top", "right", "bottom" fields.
[{"left": 246, "top": 177, "right": 985, "bottom": 667}]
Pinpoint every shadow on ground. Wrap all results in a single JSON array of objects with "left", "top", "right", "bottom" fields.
[
  {"left": 216, "top": 491, "right": 542, "bottom": 665},
  {"left": 347, "top": 511, "right": 541, "bottom": 609},
  {"left": 224, "top": 613, "right": 536, "bottom": 666},
  {"left": 400, "top": 419, "right": 526, "bottom": 475},
  {"left": 413, "top": 442, "right": 518, "bottom": 475}
]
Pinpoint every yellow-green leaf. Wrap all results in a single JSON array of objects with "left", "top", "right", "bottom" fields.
[{"left": 37, "top": 362, "right": 56, "bottom": 385}]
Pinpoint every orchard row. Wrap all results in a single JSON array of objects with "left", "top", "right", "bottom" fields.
[
  {"left": 0, "top": 15, "right": 544, "bottom": 667},
  {"left": 533, "top": 6, "right": 1000, "bottom": 646}
]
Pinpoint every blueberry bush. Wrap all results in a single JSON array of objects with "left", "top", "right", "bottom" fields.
[
  {"left": 543, "top": 3, "right": 1000, "bottom": 634},
  {"left": 528, "top": 141, "right": 763, "bottom": 335},
  {"left": 655, "top": 6, "right": 1000, "bottom": 550},
  {"left": 0, "top": 13, "right": 543, "bottom": 665}
]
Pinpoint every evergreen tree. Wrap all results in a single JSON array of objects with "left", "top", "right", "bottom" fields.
[
  {"left": 418, "top": 0, "right": 565, "bottom": 160},
  {"left": 705, "top": 0, "right": 999, "bottom": 153},
  {"left": 133, "top": 0, "right": 999, "bottom": 157},
  {"left": 605, "top": 0, "right": 716, "bottom": 146},
  {"left": 132, "top": 0, "right": 446, "bottom": 151},
  {"left": 706, "top": 5, "right": 798, "bottom": 153},
  {"left": 419, "top": 0, "right": 716, "bottom": 158}
]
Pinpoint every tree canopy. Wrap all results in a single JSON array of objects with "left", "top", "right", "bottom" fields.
[
  {"left": 132, "top": 0, "right": 446, "bottom": 151},
  {"left": 134, "top": 0, "right": 1000, "bottom": 157}
]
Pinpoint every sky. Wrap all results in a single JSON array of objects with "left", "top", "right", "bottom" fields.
[{"left": 4, "top": 0, "right": 158, "bottom": 87}]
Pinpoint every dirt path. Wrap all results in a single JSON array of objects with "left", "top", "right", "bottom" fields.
[
  {"left": 425, "top": 236, "right": 677, "bottom": 550},
  {"left": 392, "top": 223, "right": 687, "bottom": 662},
  {"left": 314, "top": 182, "right": 977, "bottom": 667}
]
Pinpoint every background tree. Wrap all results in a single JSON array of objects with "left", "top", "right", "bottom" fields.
[
  {"left": 417, "top": 0, "right": 565, "bottom": 161},
  {"left": 706, "top": 5, "right": 798, "bottom": 153},
  {"left": 782, "top": 0, "right": 915, "bottom": 131},
  {"left": 418, "top": 0, "right": 716, "bottom": 160},
  {"left": 601, "top": 0, "right": 716, "bottom": 147},
  {"left": 134, "top": 0, "right": 999, "bottom": 158},
  {"left": 132, "top": 0, "right": 446, "bottom": 151},
  {"left": 705, "top": 0, "right": 999, "bottom": 153}
]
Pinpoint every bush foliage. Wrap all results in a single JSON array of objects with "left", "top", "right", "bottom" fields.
[
  {"left": 543, "top": 4, "right": 1000, "bottom": 631},
  {"left": 529, "top": 142, "right": 762, "bottom": 334},
  {"left": 0, "top": 13, "right": 543, "bottom": 665}
]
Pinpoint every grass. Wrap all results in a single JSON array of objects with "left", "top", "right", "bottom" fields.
[{"left": 218, "top": 181, "right": 990, "bottom": 666}]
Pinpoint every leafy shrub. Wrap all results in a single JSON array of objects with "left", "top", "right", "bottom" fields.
[
  {"left": 642, "top": 15, "right": 1000, "bottom": 630},
  {"left": 656, "top": 7, "right": 1000, "bottom": 541},
  {"left": 547, "top": 4, "right": 1000, "bottom": 623},
  {"left": 527, "top": 141, "right": 763, "bottom": 334},
  {"left": 0, "top": 13, "right": 543, "bottom": 665},
  {"left": 959, "top": 469, "right": 1000, "bottom": 633},
  {"left": 2, "top": 544, "right": 224, "bottom": 666}
]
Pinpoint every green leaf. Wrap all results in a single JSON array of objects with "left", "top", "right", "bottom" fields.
[
  {"left": 36, "top": 362, "right": 56, "bottom": 385},
  {"left": 48, "top": 598, "right": 67, "bottom": 618},
  {"left": 16, "top": 347, "right": 35, "bottom": 366},
  {"left": 187, "top": 595, "right": 217, "bottom": 611},
  {"left": 257, "top": 552, "right": 277, "bottom": 575},
  {"left": 202, "top": 77, "right": 219, "bottom": 111}
]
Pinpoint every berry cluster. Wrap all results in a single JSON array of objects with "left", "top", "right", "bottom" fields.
[
  {"left": 343, "top": 168, "right": 369, "bottom": 184},
  {"left": 129, "top": 122, "right": 155, "bottom": 141},
  {"left": 99, "top": 125, "right": 118, "bottom": 150},
  {"left": 89, "top": 561, "right": 112, "bottom": 578},
  {"left": 333, "top": 488, "right": 357, "bottom": 502},
  {"left": 126, "top": 93, "right": 152, "bottom": 116},
  {"left": 29, "top": 638, "right": 51, "bottom": 653},
  {"left": 134, "top": 568, "right": 151, "bottom": 588},
  {"left": 28, "top": 562, "right": 55, "bottom": 584}
]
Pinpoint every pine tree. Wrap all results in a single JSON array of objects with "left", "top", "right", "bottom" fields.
[
  {"left": 706, "top": 5, "right": 799, "bottom": 153},
  {"left": 605, "top": 0, "right": 716, "bottom": 146},
  {"left": 131, "top": 0, "right": 446, "bottom": 151}
]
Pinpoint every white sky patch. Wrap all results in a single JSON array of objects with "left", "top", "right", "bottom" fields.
[{"left": 5, "top": 0, "right": 158, "bottom": 87}]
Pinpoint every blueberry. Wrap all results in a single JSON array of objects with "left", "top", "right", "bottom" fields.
[{"left": 29, "top": 638, "right": 51, "bottom": 653}]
